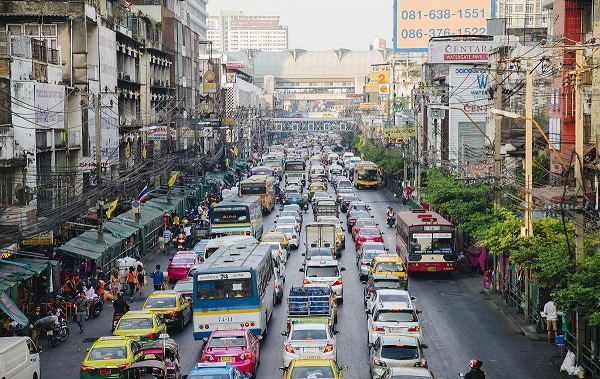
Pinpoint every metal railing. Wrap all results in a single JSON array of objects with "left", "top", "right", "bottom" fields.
[{"left": 500, "top": 276, "right": 525, "bottom": 314}]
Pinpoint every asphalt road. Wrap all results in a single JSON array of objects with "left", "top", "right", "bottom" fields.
[{"left": 40, "top": 182, "right": 562, "bottom": 379}]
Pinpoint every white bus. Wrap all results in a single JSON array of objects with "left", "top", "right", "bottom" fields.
[
  {"left": 192, "top": 243, "right": 275, "bottom": 339},
  {"left": 210, "top": 196, "right": 264, "bottom": 239}
]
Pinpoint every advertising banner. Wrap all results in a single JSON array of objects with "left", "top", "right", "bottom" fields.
[
  {"left": 393, "top": 0, "right": 494, "bottom": 52},
  {"left": 428, "top": 40, "right": 500, "bottom": 64},
  {"left": 34, "top": 83, "right": 65, "bottom": 129}
]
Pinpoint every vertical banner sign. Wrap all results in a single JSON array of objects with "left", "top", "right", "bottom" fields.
[{"left": 393, "top": 0, "right": 495, "bottom": 52}]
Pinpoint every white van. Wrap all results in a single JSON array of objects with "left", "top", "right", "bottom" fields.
[{"left": 0, "top": 337, "right": 41, "bottom": 379}]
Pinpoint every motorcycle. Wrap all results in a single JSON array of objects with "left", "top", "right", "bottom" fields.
[
  {"left": 88, "top": 294, "right": 103, "bottom": 319},
  {"left": 387, "top": 215, "right": 395, "bottom": 227},
  {"left": 112, "top": 313, "right": 124, "bottom": 332},
  {"left": 34, "top": 311, "right": 69, "bottom": 348},
  {"left": 302, "top": 203, "right": 309, "bottom": 213}
]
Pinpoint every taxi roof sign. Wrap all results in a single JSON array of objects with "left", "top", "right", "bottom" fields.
[{"left": 195, "top": 362, "right": 230, "bottom": 368}]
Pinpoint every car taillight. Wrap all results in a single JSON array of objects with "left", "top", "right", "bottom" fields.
[
  {"left": 145, "top": 332, "right": 157, "bottom": 339},
  {"left": 323, "top": 344, "right": 334, "bottom": 353},
  {"left": 116, "top": 363, "right": 132, "bottom": 370},
  {"left": 292, "top": 235, "right": 297, "bottom": 239},
  {"left": 275, "top": 284, "right": 280, "bottom": 289},
  {"left": 415, "top": 359, "right": 427, "bottom": 367},
  {"left": 202, "top": 354, "right": 214, "bottom": 362},
  {"left": 369, "top": 288, "right": 375, "bottom": 294},
  {"left": 245, "top": 231, "right": 251, "bottom": 236},
  {"left": 360, "top": 262, "right": 367, "bottom": 266},
  {"left": 81, "top": 366, "right": 96, "bottom": 372},
  {"left": 372, "top": 326, "right": 384, "bottom": 331},
  {"left": 240, "top": 353, "right": 252, "bottom": 359},
  {"left": 285, "top": 344, "right": 295, "bottom": 354},
  {"left": 332, "top": 278, "right": 342, "bottom": 286},
  {"left": 303, "top": 278, "right": 310, "bottom": 285},
  {"left": 168, "top": 311, "right": 179, "bottom": 317},
  {"left": 408, "top": 326, "right": 420, "bottom": 332},
  {"left": 286, "top": 322, "right": 291, "bottom": 330},
  {"left": 373, "top": 359, "right": 386, "bottom": 366}
]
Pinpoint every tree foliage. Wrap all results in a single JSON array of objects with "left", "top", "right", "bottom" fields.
[{"left": 357, "top": 143, "right": 404, "bottom": 178}]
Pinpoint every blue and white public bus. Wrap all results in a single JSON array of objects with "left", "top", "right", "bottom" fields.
[
  {"left": 210, "top": 196, "right": 263, "bottom": 239},
  {"left": 192, "top": 242, "right": 275, "bottom": 339}
]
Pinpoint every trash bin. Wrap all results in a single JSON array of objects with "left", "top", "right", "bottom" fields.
[{"left": 557, "top": 334, "right": 565, "bottom": 357}]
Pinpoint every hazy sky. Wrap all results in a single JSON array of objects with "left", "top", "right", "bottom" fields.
[{"left": 206, "top": 0, "right": 394, "bottom": 51}]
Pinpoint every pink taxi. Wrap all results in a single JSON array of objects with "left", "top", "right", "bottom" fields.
[
  {"left": 167, "top": 251, "right": 200, "bottom": 281},
  {"left": 201, "top": 328, "right": 262, "bottom": 376}
]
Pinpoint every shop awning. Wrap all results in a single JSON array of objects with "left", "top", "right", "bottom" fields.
[
  {"left": 57, "top": 244, "right": 102, "bottom": 260},
  {"left": 0, "top": 261, "right": 40, "bottom": 281},
  {"left": 0, "top": 291, "right": 29, "bottom": 326},
  {"left": 103, "top": 221, "right": 139, "bottom": 240}
]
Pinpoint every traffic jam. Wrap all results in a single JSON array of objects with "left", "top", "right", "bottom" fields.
[{"left": 73, "top": 137, "right": 439, "bottom": 379}]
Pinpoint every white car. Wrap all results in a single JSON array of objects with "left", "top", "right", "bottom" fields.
[
  {"left": 367, "top": 298, "right": 422, "bottom": 344},
  {"left": 282, "top": 323, "right": 339, "bottom": 367},
  {"left": 277, "top": 216, "right": 301, "bottom": 233},
  {"left": 275, "top": 225, "right": 299, "bottom": 249},
  {"left": 300, "top": 259, "right": 346, "bottom": 302},
  {"left": 280, "top": 210, "right": 302, "bottom": 224},
  {"left": 312, "top": 191, "right": 332, "bottom": 203},
  {"left": 366, "top": 289, "right": 415, "bottom": 314},
  {"left": 261, "top": 241, "right": 288, "bottom": 264}
]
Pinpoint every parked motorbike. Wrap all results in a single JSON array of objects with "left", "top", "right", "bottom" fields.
[
  {"left": 89, "top": 294, "right": 103, "bottom": 319},
  {"left": 34, "top": 312, "right": 69, "bottom": 348},
  {"left": 387, "top": 215, "right": 395, "bottom": 227}
]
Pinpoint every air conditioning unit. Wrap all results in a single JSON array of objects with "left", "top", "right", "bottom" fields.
[{"left": 119, "top": 116, "right": 125, "bottom": 125}]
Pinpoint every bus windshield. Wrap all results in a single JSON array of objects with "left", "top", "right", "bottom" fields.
[
  {"left": 357, "top": 169, "right": 378, "bottom": 180},
  {"left": 196, "top": 272, "right": 254, "bottom": 300},
  {"left": 211, "top": 207, "right": 248, "bottom": 224},
  {"left": 241, "top": 183, "right": 266, "bottom": 195},
  {"left": 410, "top": 232, "right": 453, "bottom": 254},
  {"left": 285, "top": 162, "right": 305, "bottom": 171}
]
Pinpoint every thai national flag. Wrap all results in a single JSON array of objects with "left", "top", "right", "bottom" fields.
[
  {"left": 229, "top": 147, "right": 236, "bottom": 157},
  {"left": 138, "top": 185, "right": 149, "bottom": 202}
]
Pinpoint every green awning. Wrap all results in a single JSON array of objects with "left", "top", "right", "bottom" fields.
[
  {"left": 104, "top": 221, "right": 139, "bottom": 240},
  {"left": 0, "top": 291, "right": 28, "bottom": 326},
  {"left": 57, "top": 244, "right": 102, "bottom": 260},
  {"left": 0, "top": 262, "right": 40, "bottom": 281}
]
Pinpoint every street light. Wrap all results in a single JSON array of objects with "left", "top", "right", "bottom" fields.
[{"left": 490, "top": 108, "right": 568, "bottom": 237}]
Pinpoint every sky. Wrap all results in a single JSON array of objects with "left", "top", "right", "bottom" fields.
[{"left": 206, "top": 0, "right": 394, "bottom": 51}]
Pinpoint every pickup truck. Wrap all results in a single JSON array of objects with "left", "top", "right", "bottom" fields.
[
  {"left": 305, "top": 222, "right": 339, "bottom": 258},
  {"left": 287, "top": 286, "right": 337, "bottom": 332}
]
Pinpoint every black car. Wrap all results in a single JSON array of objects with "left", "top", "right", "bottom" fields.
[
  {"left": 347, "top": 210, "right": 371, "bottom": 230},
  {"left": 364, "top": 274, "right": 404, "bottom": 305},
  {"left": 340, "top": 195, "right": 360, "bottom": 212}
]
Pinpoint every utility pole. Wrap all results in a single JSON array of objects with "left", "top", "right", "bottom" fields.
[
  {"left": 95, "top": 94, "right": 102, "bottom": 184},
  {"left": 494, "top": 64, "right": 504, "bottom": 211},
  {"left": 166, "top": 97, "right": 172, "bottom": 154},
  {"left": 524, "top": 57, "right": 533, "bottom": 237},
  {"left": 97, "top": 199, "right": 104, "bottom": 243},
  {"left": 194, "top": 111, "right": 199, "bottom": 186}
]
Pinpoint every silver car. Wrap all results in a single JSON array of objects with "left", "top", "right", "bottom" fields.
[
  {"left": 357, "top": 248, "right": 387, "bottom": 281},
  {"left": 300, "top": 260, "right": 346, "bottom": 302},
  {"left": 367, "top": 299, "right": 422, "bottom": 344},
  {"left": 282, "top": 323, "right": 339, "bottom": 367},
  {"left": 280, "top": 210, "right": 303, "bottom": 224},
  {"left": 369, "top": 335, "right": 428, "bottom": 379},
  {"left": 379, "top": 367, "right": 435, "bottom": 379},
  {"left": 366, "top": 289, "right": 416, "bottom": 318}
]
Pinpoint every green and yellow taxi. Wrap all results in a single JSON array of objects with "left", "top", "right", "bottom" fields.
[
  {"left": 308, "top": 183, "right": 326, "bottom": 202},
  {"left": 262, "top": 231, "right": 290, "bottom": 250},
  {"left": 369, "top": 254, "right": 408, "bottom": 289},
  {"left": 112, "top": 310, "right": 167, "bottom": 345},
  {"left": 280, "top": 358, "right": 347, "bottom": 379},
  {"left": 80, "top": 336, "right": 143, "bottom": 379},
  {"left": 142, "top": 291, "right": 192, "bottom": 332}
]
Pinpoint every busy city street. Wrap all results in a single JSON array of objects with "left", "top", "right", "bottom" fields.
[{"left": 35, "top": 177, "right": 561, "bottom": 379}]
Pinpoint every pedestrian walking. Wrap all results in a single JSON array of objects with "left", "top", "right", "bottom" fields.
[
  {"left": 133, "top": 244, "right": 141, "bottom": 261},
  {"left": 163, "top": 228, "right": 172, "bottom": 255},
  {"left": 136, "top": 264, "right": 146, "bottom": 297},
  {"left": 74, "top": 291, "right": 89, "bottom": 334},
  {"left": 150, "top": 265, "right": 164, "bottom": 291},
  {"left": 541, "top": 299, "right": 558, "bottom": 343},
  {"left": 127, "top": 267, "right": 137, "bottom": 302},
  {"left": 29, "top": 305, "right": 44, "bottom": 347},
  {"left": 109, "top": 268, "right": 121, "bottom": 299},
  {"left": 84, "top": 282, "right": 95, "bottom": 318}
]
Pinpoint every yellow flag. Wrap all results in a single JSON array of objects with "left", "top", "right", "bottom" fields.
[
  {"left": 141, "top": 145, "right": 147, "bottom": 159},
  {"left": 168, "top": 173, "right": 178, "bottom": 187},
  {"left": 125, "top": 142, "right": 131, "bottom": 159},
  {"left": 106, "top": 198, "right": 119, "bottom": 219}
]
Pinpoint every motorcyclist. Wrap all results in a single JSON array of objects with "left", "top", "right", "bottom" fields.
[
  {"left": 112, "top": 292, "right": 130, "bottom": 330},
  {"left": 386, "top": 206, "right": 394, "bottom": 218},
  {"left": 465, "top": 360, "right": 485, "bottom": 379}
]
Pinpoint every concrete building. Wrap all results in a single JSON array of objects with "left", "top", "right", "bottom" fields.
[
  {"left": 207, "top": 11, "right": 288, "bottom": 52},
  {"left": 496, "top": 0, "right": 551, "bottom": 29}
]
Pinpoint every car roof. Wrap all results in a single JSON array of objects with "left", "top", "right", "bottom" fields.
[
  {"left": 92, "top": 336, "right": 131, "bottom": 347},
  {"left": 188, "top": 362, "right": 234, "bottom": 375},
  {"left": 374, "top": 254, "right": 403, "bottom": 262},
  {"left": 388, "top": 367, "right": 433, "bottom": 377},
  {"left": 211, "top": 328, "right": 247, "bottom": 337},
  {"left": 305, "top": 259, "right": 339, "bottom": 267},
  {"left": 375, "top": 289, "right": 410, "bottom": 296},
  {"left": 355, "top": 218, "right": 376, "bottom": 223},
  {"left": 290, "top": 323, "right": 329, "bottom": 331},
  {"left": 173, "top": 251, "right": 196, "bottom": 257},
  {"left": 122, "top": 310, "right": 154, "bottom": 318},
  {"left": 148, "top": 291, "right": 178, "bottom": 298},
  {"left": 378, "top": 334, "right": 420, "bottom": 345},
  {"left": 376, "top": 300, "right": 414, "bottom": 310},
  {"left": 291, "top": 358, "right": 335, "bottom": 367},
  {"left": 371, "top": 274, "right": 403, "bottom": 281}
]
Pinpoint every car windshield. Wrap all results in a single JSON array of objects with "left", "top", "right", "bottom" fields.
[
  {"left": 356, "top": 220, "right": 375, "bottom": 227},
  {"left": 373, "top": 280, "right": 401, "bottom": 289},
  {"left": 290, "top": 366, "right": 335, "bottom": 379},
  {"left": 208, "top": 336, "right": 246, "bottom": 347},
  {"left": 363, "top": 250, "right": 386, "bottom": 260},
  {"left": 144, "top": 297, "right": 177, "bottom": 308},
  {"left": 381, "top": 345, "right": 419, "bottom": 360},
  {"left": 189, "top": 375, "right": 230, "bottom": 379},
  {"left": 338, "top": 181, "right": 352, "bottom": 188},
  {"left": 172, "top": 256, "right": 196, "bottom": 264},
  {"left": 281, "top": 212, "right": 297, "bottom": 218},
  {"left": 117, "top": 318, "right": 154, "bottom": 330},
  {"left": 306, "top": 266, "right": 339, "bottom": 277},
  {"left": 277, "top": 227, "right": 295, "bottom": 235},
  {"left": 378, "top": 293, "right": 409, "bottom": 303},
  {"left": 360, "top": 229, "right": 381, "bottom": 236},
  {"left": 174, "top": 281, "right": 193, "bottom": 293},
  {"left": 375, "top": 310, "right": 417, "bottom": 322},
  {"left": 88, "top": 346, "right": 128, "bottom": 360},
  {"left": 291, "top": 329, "right": 328, "bottom": 340},
  {"left": 263, "top": 234, "right": 284, "bottom": 242},
  {"left": 351, "top": 212, "right": 370, "bottom": 220},
  {"left": 376, "top": 263, "right": 405, "bottom": 272},
  {"left": 279, "top": 218, "right": 296, "bottom": 225},
  {"left": 283, "top": 206, "right": 300, "bottom": 212},
  {"left": 307, "top": 250, "right": 333, "bottom": 259}
]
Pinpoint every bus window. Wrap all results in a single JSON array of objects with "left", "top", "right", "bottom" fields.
[
  {"left": 212, "top": 208, "right": 248, "bottom": 223},
  {"left": 241, "top": 183, "right": 267, "bottom": 195},
  {"left": 197, "top": 276, "right": 254, "bottom": 300},
  {"left": 410, "top": 233, "right": 453, "bottom": 254}
]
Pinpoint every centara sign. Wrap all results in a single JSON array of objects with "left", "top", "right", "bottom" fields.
[
  {"left": 463, "top": 102, "right": 489, "bottom": 114},
  {"left": 428, "top": 40, "right": 500, "bottom": 64}
]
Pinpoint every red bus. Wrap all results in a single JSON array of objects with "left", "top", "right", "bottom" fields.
[{"left": 395, "top": 209, "right": 456, "bottom": 273}]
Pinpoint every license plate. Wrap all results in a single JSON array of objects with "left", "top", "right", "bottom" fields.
[
  {"left": 303, "top": 348, "right": 317, "bottom": 353},
  {"left": 427, "top": 267, "right": 437, "bottom": 272},
  {"left": 46, "top": 330, "right": 53, "bottom": 336},
  {"left": 220, "top": 356, "right": 233, "bottom": 362},
  {"left": 389, "top": 327, "right": 405, "bottom": 333},
  {"left": 100, "top": 369, "right": 111, "bottom": 375}
]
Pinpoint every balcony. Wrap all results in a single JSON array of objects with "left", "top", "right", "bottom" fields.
[
  {"left": 542, "top": 0, "right": 553, "bottom": 9},
  {"left": 68, "top": 131, "right": 81, "bottom": 148}
]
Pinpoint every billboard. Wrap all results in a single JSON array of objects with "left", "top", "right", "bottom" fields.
[
  {"left": 428, "top": 40, "right": 500, "bottom": 63},
  {"left": 34, "top": 83, "right": 65, "bottom": 129},
  {"left": 393, "top": 0, "right": 494, "bottom": 52}
]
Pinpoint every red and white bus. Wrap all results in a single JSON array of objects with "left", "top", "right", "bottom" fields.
[{"left": 395, "top": 209, "right": 456, "bottom": 273}]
